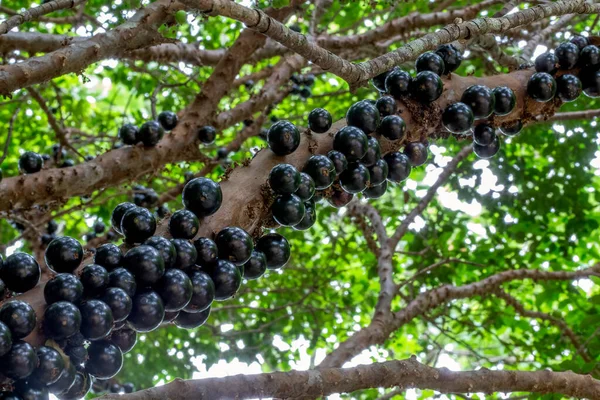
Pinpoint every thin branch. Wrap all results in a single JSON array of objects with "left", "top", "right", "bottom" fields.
[
  {"left": 544, "top": 108, "right": 600, "bottom": 122},
  {"left": 0, "top": 0, "right": 86, "bottom": 34}
]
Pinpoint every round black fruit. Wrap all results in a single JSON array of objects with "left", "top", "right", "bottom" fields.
[
  {"left": 57, "top": 371, "right": 91, "bottom": 400},
  {"left": 80, "top": 299, "right": 114, "bottom": 341},
  {"left": 435, "top": 44, "right": 462, "bottom": 74},
  {"left": 0, "top": 300, "right": 36, "bottom": 339},
  {"left": 210, "top": 260, "right": 242, "bottom": 301},
  {"left": 534, "top": 52, "right": 558, "bottom": 75},
  {"left": 372, "top": 69, "right": 392, "bottom": 92},
  {"left": 215, "top": 227, "right": 254, "bottom": 266},
  {"left": 193, "top": 237, "right": 218, "bottom": 268},
  {"left": 197, "top": 125, "right": 217, "bottom": 144},
  {"left": 527, "top": 72, "right": 556, "bottom": 102},
  {"left": 272, "top": 194, "right": 305, "bottom": 226},
  {"left": 123, "top": 245, "right": 165, "bottom": 286},
  {"left": 32, "top": 346, "right": 65, "bottom": 385},
  {"left": 492, "top": 86, "right": 516, "bottom": 116},
  {"left": 384, "top": 68, "right": 412, "bottom": 99},
  {"left": 581, "top": 67, "right": 600, "bottom": 97},
  {"left": 111, "top": 202, "right": 137, "bottom": 235},
  {"left": 378, "top": 115, "right": 406, "bottom": 141},
  {"left": 109, "top": 268, "right": 137, "bottom": 298},
  {"left": 182, "top": 177, "right": 222, "bottom": 217},
  {"left": 555, "top": 42, "right": 579, "bottom": 69},
  {"left": 375, "top": 96, "right": 395, "bottom": 117},
  {"left": 364, "top": 180, "right": 388, "bottom": 199},
  {"left": 157, "top": 111, "right": 178, "bottom": 131},
  {"left": 45, "top": 236, "right": 83, "bottom": 274},
  {"left": 101, "top": 287, "right": 132, "bottom": 323},
  {"left": 144, "top": 236, "right": 177, "bottom": 269},
  {"left": 442, "top": 102, "right": 474, "bottom": 134},
  {"left": 184, "top": 270, "right": 215, "bottom": 313},
  {"left": 171, "top": 238, "right": 198, "bottom": 269},
  {"left": 346, "top": 100, "right": 380, "bottom": 135},
  {"left": 43, "top": 301, "right": 81, "bottom": 340},
  {"left": 138, "top": 121, "right": 165, "bottom": 146},
  {"left": 18, "top": 152, "right": 43, "bottom": 174},
  {"left": 269, "top": 164, "right": 301, "bottom": 195},
  {"left": 0, "top": 341, "right": 37, "bottom": 380},
  {"left": 384, "top": 152, "right": 411, "bottom": 183},
  {"left": 121, "top": 207, "right": 156, "bottom": 243},
  {"left": 15, "top": 380, "right": 49, "bottom": 400},
  {"left": 327, "top": 150, "right": 348, "bottom": 175},
  {"left": 174, "top": 308, "right": 210, "bottom": 329},
  {"left": 48, "top": 362, "right": 76, "bottom": 394},
  {"left": 267, "top": 120, "right": 300, "bottom": 156},
  {"left": 404, "top": 142, "right": 428, "bottom": 167},
  {"left": 308, "top": 108, "right": 332, "bottom": 133},
  {"left": 327, "top": 188, "right": 354, "bottom": 208},
  {"left": 333, "top": 126, "right": 369, "bottom": 162},
  {"left": 293, "top": 200, "right": 317, "bottom": 231},
  {"left": 361, "top": 137, "right": 381, "bottom": 167},
  {"left": 303, "top": 155, "right": 336, "bottom": 190},
  {"left": 0, "top": 321, "right": 12, "bottom": 357},
  {"left": 119, "top": 124, "right": 138, "bottom": 145},
  {"left": 256, "top": 233, "right": 290, "bottom": 270},
  {"left": 499, "top": 120, "right": 523, "bottom": 137},
  {"left": 295, "top": 172, "right": 315, "bottom": 201},
  {"left": 369, "top": 158, "right": 389, "bottom": 186},
  {"left": 556, "top": 74, "right": 582, "bottom": 102},
  {"left": 169, "top": 209, "right": 199, "bottom": 239},
  {"left": 474, "top": 136, "right": 501, "bottom": 159},
  {"left": 127, "top": 290, "right": 165, "bottom": 332},
  {"left": 1, "top": 252, "right": 40, "bottom": 293},
  {"left": 156, "top": 269, "right": 193, "bottom": 312},
  {"left": 570, "top": 34, "right": 589, "bottom": 50},
  {"left": 460, "top": 85, "right": 495, "bottom": 119},
  {"left": 94, "top": 243, "right": 122, "bottom": 272},
  {"left": 80, "top": 264, "right": 109, "bottom": 296},
  {"left": 415, "top": 51, "right": 445, "bottom": 76},
  {"left": 473, "top": 124, "right": 496, "bottom": 146},
  {"left": 409, "top": 71, "right": 443, "bottom": 103},
  {"left": 243, "top": 251, "right": 267, "bottom": 279},
  {"left": 86, "top": 341, "right": 123, "bottom": 379},
  {"left": 340, "top": 163, "right": 370, "bottom": 194},
  {"left": 110, "top": 327, "right": 137, "bottom": 353},
  {"left": 578, "top": 45, "right": 600, "bottom": 69}
]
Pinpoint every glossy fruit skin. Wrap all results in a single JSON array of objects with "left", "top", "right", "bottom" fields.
[
  {"left": 267, "top": 120, "right": 300, "bottom": 156},
  {"left": 1, "top": 253, "right": 40, "bottom": 293},
  {"left": 372, "top": 69, "right": 392, "bottom": 92},
  {"left": 138, "top": 121, "right": 165, "bottom": 146},
  {"left": 364, "top": 180, "right": 388, "bottom": 199},
  {"left": 256, "top": 233, "right": 290, "bottom": 270},
  {"left": 210, "top": 260, "right": 242, "bottom": 301},
  {"left": 384, "top": 68, "right": 412, "bottom": 99},
  {"left": 48, "top": 362, "right": 77, "bottom": 394},
  {"left": 375, "top": 96, "right": 396, "bottom": 117},
  {"left": 15, "top": 380, "right": 49, "bottom": 400},
  {"left": 460, "top": 85, "right": 495, "bottom": 119},
  {"left": 174, "top": 308, "right": 211, "bottom": 329},
  {"left": 435, "top": 44, "right": 462, "bottom": 74},
  {"left": 346, "top": 100, "right": 380, "bottom": 135},
  {"left": 570, "top": 34, "right": 589, "bottom": 50},
  {"left": 156, "top": 269, "right": 193, "bottom": 312},
  {"left": 361, "top": 137, "right": 381, "bottom": 167},
  {"left": 215, "top": 227, "right": 254, "bottom": 266},
  {"left": 121, "top": 207, "right": 156, "bottom": 244},
  {"left": 378, "top": 115, "right": 406, "bottom": 141},
  {"left": 327, "top": 189, "right": 353, "bottom": 208},
  {"left": 295, "top": 173, "right": 315, "bottom": 201},
  {"left": 86, "top": 341, "right": 123, "bottom": 379},
  {"left": 0, "top": 340, "right": 37, "bottom": 380},
  {"left": 409, "top": 71, "right": 443, "bottom": 103},
  {"left": 108, "top": 268, "right": 137, "bottom": 298},
  {"left": 556, "top": 74, "right": 582, "bottom": 102},
  {"left": 111, "top": 202, "right": 137, "bottom": 235},
  {"left": 157, "top": 111, "right": 178, "bottom": 131},
  {"left": 110, "top": 327, "right": 137, "bottom": 353},
  {"left": 581, "top": 67, "right": 600, "bottom": 97},
  {"left": 303, "top": 155, "right": 336, "bottom": 190},
  {"left": 144, "top": 236, "right": 177, "bottom": 269},
  {"left": 368, "top": 158, "right": 389, "bottom": 186},
  {"left": 45, "top": 236, "right": 83, "bottom": 275},
  {"left": 308, "top": 108, "right": 332, "bottom": 133},
  {"left": 474, "top": 136, "right": 501, "bottom": 159},
  {"left": 327, "top": 150, "right": 348, "bottom": 175},
  {"left": 101, "top": 287, "right": 132, "bottom": 322},
  {"left": 183, "top": 270, "right": 215, "bottom": 313},
  {"left": 193, "top": 237, "right": 218, "bottom": 268},
  {"left": 499, "top": 120, "right": 523, "bottom": 136},
  {"left": 492, "top": 86, "right": 516, "bottom": 116},
  {"left": 197, "top": 125, "right": 217, "bottom": 144},
  {"left": 123, "top": 245, "right": 165, "bottom": 286},
  {"left": 527, "top": 72, "right": 556, "bottom": 102},
  {"left": 119, "top": 124, "right": 138, "bottom": 145},
  {"left": 127, "top": 290, "right": 165, "bottom": 332},
  {"left": 80, "top": 264, "right": 109, "bottom": 296},
  {"left": 94, "top": 244, "right": 122, "bottom": 272},
  {"left": 555, "top": 42, "right": 579, "bottom": 69},
  {"left": 243, "top": 251, "right": 267, "bottom": 279},
  {"left": 534, "top": 52, "right": 558, "bottom": 75},
  {"left": 169, "top": 209, "right": 199, "bottom": 239},
  {"left": 578, "top": 45, "right": 600, "bottom": 69},
  {"left": 415, "top": 52, "right": 445, "bottom": 76},
  {"left": 171, "top": 239, "right": 198, "bottom": 269},
  {"left": 333, "top": 126, "right": 369, "bottom": 162},
  {"left": 293, "top": 200, "right": 316, "bottom": 231},
  {"left": 43, "top": 301, "right": 80, "bottom": 340},
  {"left": 269, "top": 164, "right": 301, "bottom": 195},
  {"left": 272, "top": 194, "right": 305, "bottom": 226},
  {"left": 442, "top": 102, "right": 474, "bottom": 134},
  {"left": 19, "top": 152, "right": 43, "bottom": 174},
  {"left": 384, "top": 152, "right": 411, "bottom": 183},
  {"left": 182, "top": 177, "right": 222, "bottom": 217},
  {"left": 473, "top": 124, "right": 496, "bottom": 146},
  {"left": 404, "top": 142, "right": 428, "bottom": 167},
  {"left": 80, "top": 300, "right": 114, "bottom": 341},
  {"left": 32, "top": 346, "right": 65, "bottom": 385},
  {"left": 0, "top": 301, "right": 36, "bottom": 339},
  {"left": 0, "top": 321, "right": 12, "bottom": 357},
  {"left": 340, "top": 163, "right": 370, "bottom": 194},
  {"left": 57, "top": 371, "right": 91, "bottom": 400}
]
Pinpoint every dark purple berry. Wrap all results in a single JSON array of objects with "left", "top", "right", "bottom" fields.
[
  {"left": 0, "top": 300, "right": 36, "bottom": 339},
  {"left": 378, "top": 115, "right": 406, "bottom": 141},
  {"left": 144, "top": 236, "right": 176, "bottom": 269},
  {"left": 101, "top": 287, "right": 132, "bottom": 323},
  {"left": 556, "top": 74, "right": 582, "bottom": 102},
  {"left": 375, "top": 96, "right": 395, "bottom": 117},
  {"left": 43, "top": 301, "right": 80, "bottom": 340},
  {"left": 384, "top": 152, "right": 411, "bottom": 183},
  {"left": 555, "top": 42, "right": 579, "bottom": 69},
  {"left": 80, "top": 264, "right": 109, "bottom": 296},
  {"left": 198, "top": 125, "right": 217, "bottom": 144},
  {"left": 110, "top": 327, "right": 137, "bottom": 353},
  {"left": 184, "top": 270, "right": 214, "bottom": 313},
  {"left": 243, "top": 251, "right": 267, "bottom": 279},
  {"left": 308, "top": 108, "right": 332, "bottom": 133},
  {"left": 361, "top": 137, "right": 381, "bottom": 167},
  {"left": 499, "top": 120, "right": 523, "bottom": 137},
  {"left": 119, "top": 124, "right": 138, "bottom": 145},
  {"left": 269, "top": 164, "right": 301, "bottom": 195},
  {"left": 0, "top": 341, "right": 37, "bottom": 380},
  {"left": 473, "top": 124, "right": 496, "bottom": 146},
  {"left": 94, "top": 244, "right": 122, "bottom": 271},
  {"left": 193, "top": 237, "right": 218, "bottom": 268},
  {"left": 535, "top": 52, "right": 558, "bottom": 75},
  {"left": 474, "top": 136, "right": 501, "bottom": 159},
  {"left": 581, "top": 67, "right": 600, "bottom": 97},
  {"left": 527, "top": 72, "right": 556, "bottom": 102},
  {"left": 86, "top": 340, "right": 123, "bottom": 379},
  {"left": 80, "top": 300, "right": 113, "bottom": 340},
  {"left": 416, "top": 52, "right": 445, "bottom": 76},
  {"left": 123, "top": 245, "right": 165, "bottom": 286},
  {"left": 32, "top": 346, "right": 65, "bottom": 385},
  {"left": 256, "top": 233, "right": 290, "bottom": 270},
  {"left": 19, "top": 152, "right": 43, "bottom": 174},
  {"left": 579, "top": 45, "right": 600, "bottom": 69},
  {"left": 460, "top": 85, "right": 495, "bottom": 119},
  {"left": 1, "top": 253, "right": 40, "bottom": 293},
  {"left": 210, "top": 260, "right": 242, "bottom": 301},
  {"left": 295, "top": 172, "right": 315, "bottom": 201},
  {"left": 174, "top": 308, "right": 210, "bottom": 329},
  {"left": 368, "top": 158, "right": 389, "bottom": 186},
  {"left": 267, "top": 121, "right": 300, "bottom": 156},
  {"left": 182, "top": 177, "right": 222, "bottom": 217},
  {"left": 327, "top": 150, "right": 348, "bottom": 175},
  {"left": 0, "top": 321, "right": 12, "bottom": 357},
  {"left": 157, "top": 111, "right": 178, "bottom": 131},
  {"left": 121, "top": 207, "right": 156, "bottom": 244},
  {"left": 171, "top": 239, "right": 197, "bottom": 270},
  {"left": 169, "top": 209, "right": 199, "bottom": 239},
  {"left": 570, "top": 35, "right": 589, "bottom": 51},
  {"left": 384, "top": 68, "right": 411, "bottom": 99},
  {"left": 340, "top": 163, "right": 370, "bottom": 194},
  {"left": 442, "top": 102, "right": 474, "bottom": 134},
  {"left": 138, "top": 120, "right": 164, "bottom": 146},
  {"left": 215, "top": 227, "right": 253, "bottom": 266},
  {"left": 111, "top": 202, "right": 136, "bottom": 235},
  {"left": 303, "top": 155, "right": 336, "bottom": 190},
  {"left": 364, "top": 181, "right": 388, "bottom": 199},
  {"left": 435, "top": 44, "right": 462, "bottom": 74},
  {"left": 492, "top": 86, "right": 516, "bottom": 116},
  {"left": 272, "top": 194, "right": 305, "bottom": 226},
  {"left": 409, "top": 71, "right": 443, "bottom": 103},
  {"left": 404, "top": 142, "right": 428, "bottom": 167},
  {"left": 156, "top": 269, "right": 193, "bottom": 312},
  {"left": 293, "top": 200, "right": 316, "bottom": 231},
  {"left": 108, "top": 268, "right": 137, "bottom": 298},
  {"left": 127, "top": 290, "right": 164, "bottom": 332},
  {"left": 57, "top": 370, "right": 91, "bottom": 399},
  {"left": 333, "top": 126, "right": 369, "bottom": 162},
  {"left": 346, "top": 100, "right": 380, "bottom": 134}
]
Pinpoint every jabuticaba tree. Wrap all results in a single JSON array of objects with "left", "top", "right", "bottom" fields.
[{"left": 1, "top": 0, "right": 600, "bottom": 399}]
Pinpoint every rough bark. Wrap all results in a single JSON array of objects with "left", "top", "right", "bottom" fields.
[{"left": 0, "top": 0, "right": 85, "bottom": 35}]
